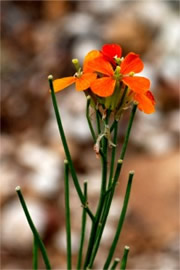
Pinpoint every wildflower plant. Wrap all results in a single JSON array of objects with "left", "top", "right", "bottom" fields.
[{"left": 16, "top": 44, "right": 155, "bottom": 269}]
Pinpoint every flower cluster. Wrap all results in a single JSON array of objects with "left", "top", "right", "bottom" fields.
[{"left": 53, "top": 44, "right": 155, "bottom": 114}]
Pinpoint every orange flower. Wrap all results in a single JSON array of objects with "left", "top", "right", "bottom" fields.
[
  {"left": 85, "top": 44, "right": 155, "bottom": 113},
  {"left": 52, "top": 43, "right": 155, "bottom": 114},
  {"left": 53, "top": 54, "right": 98, "bottom": 92},
  {"left": 88, "top": 51, "right": 150, "bottom": 97}
]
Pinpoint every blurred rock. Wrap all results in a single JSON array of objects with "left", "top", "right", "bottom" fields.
[
  {"left": 1, "top": 199, "right": 47, "bottom": 252},
  {"left": 0, "top": 162, "right": 22, "bottom": 204},
  {"left": 78, "top": 0, "right": 121, "bottom": 15},
  {"left": 131, "top": 112, "right": 177, "bottom": 155},
  {"left": 54, "top": 229, "right": 80, "bottom": 254},
  {"left": 47, "top": 90, "right": 92, "bottom": 142},
  {"left": 62, "top": 12, "right": 96, "bottom": 36},
  {"left": 18, "top": 142, "right": 63, "bottom": 198},
  {"left": 131, "top": 252, "right": 178, "bottom": 270}
]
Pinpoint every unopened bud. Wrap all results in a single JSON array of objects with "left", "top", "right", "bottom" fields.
[{"left": 72, "top": 58, "right": 80, "bottom": 71}]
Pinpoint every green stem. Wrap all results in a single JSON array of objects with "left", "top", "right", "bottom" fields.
[
  {"left": 48, "top": 75, "right": 94, "bottom": 222},
  {"left": 83, "top": 112, "right": 110, "bottom": 269},
  {"left": 87, "top": 104, "right": 137, "bottom": 268},
  {"left": 15, "top": 186, "right": 51, "bottom": 270},
  {"left": 77, "top": 181, "right": 87, "bottom": 270},
  {"left": 118, "top": 86, "right": 128, "bottom": 109},
  {"left": 64, "top": 160, "right": 72, "bottom": 270},
  {"left": 103, "top": 172, "right": 134, "bottom": 269},
  {"left": 86, "top": 96, "right": 96, "bottom": 143},
  {"left": 120, "top": 103, "right": 137, "bottom": 160},
  {"left": 110, "top": 119, "right": 117, "bottom": 133},
  {"left": 100, "top": 110, "right": 110, "bottom": 194},
  {"left": 96, "top": 108, "right": 101, "bottom": 135},
  {"left": 33, "top": 236, "right": 38, "bottom": 270},
  {"left": 87, "top": 160, "right": 123, "bottom": 269},
  {"left": 110, "top": 258, "right": 120, "bottom": 270},
  {"left": 108, "top": 120, "right": 118, "bottom": 187},
  {"left": 120, "top": 246, "right": 130, "bottom": 270}
]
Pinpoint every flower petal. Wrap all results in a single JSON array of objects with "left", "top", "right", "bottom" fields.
[
  {"left": 146, "top": 91, "right": 156, "bottom": 105},
  {"left": 53, "top": 77, "right": 76, "bottom": 92},
  {"left": 75, "top": 73, "right": 97, "bottom": 91},
  {"left": 122, "top": 76, "right": 150, "bottom": 93},
  {"left": 134, "top": 91, "right": 155, "bottom": 114},
  {"left": 86, "top": 57, "right": 114, "bottom": 76},
  {"left": 90, "top": 77, "right": 116, "bottom": 97},
  {"left": 101, "top": 44, "right": 122, "bottom": 64},
  {"left": 121, "top": 52, "right": 144, "bottom": 74},
  {"left": 83, "top": 50, "right": 102, "bottom": 72}
]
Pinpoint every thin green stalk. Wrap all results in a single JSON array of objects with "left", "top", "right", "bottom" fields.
[
  {"left": 64, "top": 160, "right": 71, "bottom": 270},
  {"left": 48, "top": 75, "right": 94, "bottom": 222},
  {"left": 103, "top": 172, "right": 134, "bottom": 269},
  {"left": 77, "top": 181, "right": 87, "bottom": 270},
  {"left": 33, "top": 236, "right": 38, "bottom": 270},
  {"left": 117, "top": 86, "right": 128, "bottom": 109},
  {"left": 120, "top": 103, "right": 137, "bottom": 160},
  {"left": 108, "top": 120, "right": 118, "bottom": 188},
  {"left": 86, "top": 96, "right": 96, "bottom": 143},
  {"left": 100, "top": 110, "right": 110, "bottom": 194},
  {"left": 83, "top": 112, "right": 110, "bottom": 269},
  {"left": 110, "top": 119, "right": 117, "bottom": 133},
  {"left": 15, "top": 186, "right": 51, "bottom": 270},
  {"left": 96, "top": 108, "right": 101, "bottom": 135},
  {"left": 87, "top": 160, "right": 123, "bottom": 269},
  {"left": 110, "top": 258, "right": 120, "bottom": 270},
  {"left": 87, "top": 104, "right": 137, "bottom": 268},
  {"left": 120, "top": 246, "right": 130, "bottom": 270}
]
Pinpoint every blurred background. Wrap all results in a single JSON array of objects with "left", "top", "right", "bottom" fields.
[{"left": 1, "top": 0, "right": 179, "bottom": 269}]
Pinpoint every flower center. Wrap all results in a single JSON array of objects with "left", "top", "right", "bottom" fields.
[{"left": 114, "top": 56, "right": 124, "bottom": 65}]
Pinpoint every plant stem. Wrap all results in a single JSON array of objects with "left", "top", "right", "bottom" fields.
[
  {"left": 108, "top": 120, "right": 118, "bottom": 187},
  {"left": 64, "top": 160, "right": 72, "bottom": 270},
  {"left": 96, "top": 108, "right": 101, "bottom": 135},
  {"left": 100, "top": 110, "right": 110, "bottom": 194},
  {"left": 86, "top": 96, "right": 96, "bottom": 143},
  {"left": 48, "top": 75, "right": 94, "bottom": 222},
  {"left": 15, "top": 186, "right": 51, "bottom": 270},
  {"left": 120, "top": 103, "right": 137, "bottom": 160},
  {"left": 87, "top": 160, "right": 123, "bottom": 269},
  {"left": 110, "top": 258, "right": 120, "bottom": 270},
  {"left": 110, "top": 119, "right": 116, "bottom": 133},
  {"left": 103, "top": 172, "right": 134, "bottom": 269},
  {"left": 83, "top": 112, "right": 110, "bottom": 269},
  {"left": 120, "top": 246, "right": 130, "bottom": 270},
  {"left": 118, "top": 86, "right": 128, "bottom": 109},
  {"left": 33, "top": 236, "right": 38, "bottom": 270},
  {"left": 77, "top": 181, "right": 87, "bottom": 270}
]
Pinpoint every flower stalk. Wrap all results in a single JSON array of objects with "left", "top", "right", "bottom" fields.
[
  {"left": 103, "top": 172, "right": 134, "bottom": 269},
  {"left": 86, "top": 96, "right": 96, "bottom": 143},
  {"left": 64, "top": 160, "right": 72, "bottom": 270},
  {"left": 15, "top": 186, "right": 51, "bottom": 270},
  {"left": 120, "top": 246, "right": 130, "bottom": 270},
  {"left": 110, "top": 258, "right": 120, "bottom": 270},
  {"left": 77, "top": 181, "right": 88, "bottom": 270},
  {"left": 33, "top": 237, "right": 38, "bottom": 270},
  {"left": 48, "top": 75, "right": 94, "bottom": 222}
]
